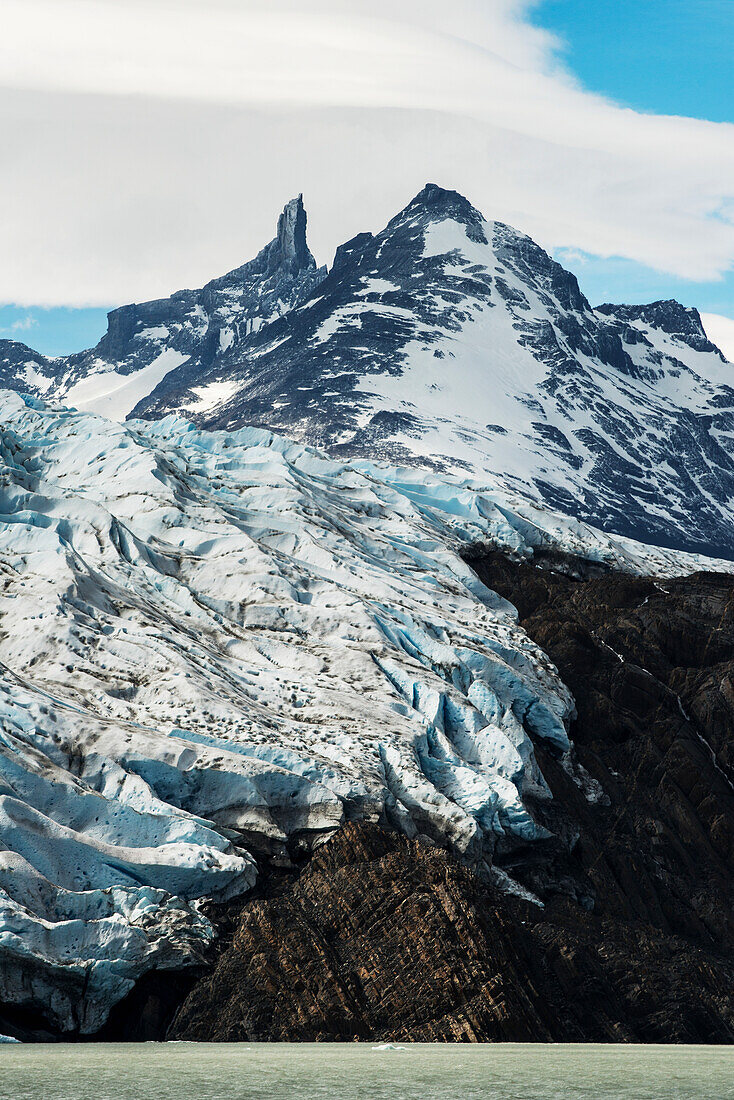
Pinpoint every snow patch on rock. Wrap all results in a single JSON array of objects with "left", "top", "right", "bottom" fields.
[{"left": 62, "top": 348, "right": 188, "bottom": 419}]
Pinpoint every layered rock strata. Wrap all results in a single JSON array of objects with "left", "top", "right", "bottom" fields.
[{"left": 170, "top": 557, "right": 734, "bottom": 1044}]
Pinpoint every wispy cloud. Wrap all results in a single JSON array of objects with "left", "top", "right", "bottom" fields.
[
  {"left": 1, "top": 314, "right": 38, "bottom": 334},
  {"left": 0, "top": 0, "right": 732, "bottom": 305}
]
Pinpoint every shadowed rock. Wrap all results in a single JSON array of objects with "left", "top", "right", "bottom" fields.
[{"left": 169, "top": 556, "right": 734, "bottom": 1044}]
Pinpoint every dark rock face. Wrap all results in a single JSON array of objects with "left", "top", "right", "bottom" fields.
[
  {"left": 169, "top": 557, "right": 734, "bottom": 1044},
  {"left": 466, "top": 553, "right": 734, "bottom": 928},
  {"left": 597, "top": 300, "right": 722, "bottom": 354},
  {"left": 169, "top": 823, "right": 551, "bottom": 1043},
  {"left": 169, "top": 821, "right": 734, "bottom": 1044}
]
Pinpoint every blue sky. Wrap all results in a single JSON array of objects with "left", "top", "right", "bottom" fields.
[
  {"left": 0, "top": 0, "right": 732, "bottom": 356},
  {"left": 0, "top": 306, "right": 110, "bottom": 358},
  {"left": 534, "top": 0, "right": 733, "bottom": 123},
  {"left": 532, "top": 0, "right": 734, "bottom": 328}
]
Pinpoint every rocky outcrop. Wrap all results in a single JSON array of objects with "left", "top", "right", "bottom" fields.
[
  {"left": 597, "top": 300, "right": 724, "bottom": 354},
  {"left": 169, "top": 554, "right": 734, "bottom": 1044},
  {"left": 170, "top": 823, "right": 551, "bottom": 1043},
  {"left": 272, "top": 194, "right": 313, "bottom": 276},
  {"left": 465, "top": 551, "right": 734, "bottom": 913},
  {"left": 169, "top": 820, "right": 734, "bottom": 1044}
]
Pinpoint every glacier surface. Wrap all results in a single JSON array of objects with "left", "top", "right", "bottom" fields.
[{"left": 0, "top": 390, "right": 729, "bottom": 1033}]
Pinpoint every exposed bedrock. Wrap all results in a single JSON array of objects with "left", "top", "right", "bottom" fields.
[
  {"left": 169, "top": 556, "right": 734, "bottom": 1044},
  {"left": 466, "top": 550, "right": 734, "bottom": 931}
]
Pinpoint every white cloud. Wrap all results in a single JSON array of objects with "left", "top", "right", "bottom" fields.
[
  {"left": 10, "top": 315, "right": 38, "bottom": 332},
  {"left": 0, "top": 313, "right": 38, "bottom": 335},
  {"left": 702, "top": 314, "right": 734, "bottom": 364},
  {"left": 0, "top": 0, "right": 732, "bottom": 305}
]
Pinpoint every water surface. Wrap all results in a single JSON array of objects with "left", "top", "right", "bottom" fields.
[{"left": 1, "top": 1043, "right": 732, "bottom": 1100}]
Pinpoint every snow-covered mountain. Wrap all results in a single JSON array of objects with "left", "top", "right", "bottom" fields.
[
  {"left": 0, "top": 195, "right": 325, "bottom": 423},
  {"left": 3, "top": 189, "right": 733, "bottom": 557},
  {"left": 2, "top": 185, "right": 732, "bottom": 560},
  {"left": 2, "top": 189, "right": 733, "bottom": 1041},
  {"left": 3, "top": 390, "right": 730, "bottom": 1036}
]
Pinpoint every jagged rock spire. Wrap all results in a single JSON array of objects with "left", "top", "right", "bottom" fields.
[{"left": 273, "top": 194, "right": 315, "bottom": 275}]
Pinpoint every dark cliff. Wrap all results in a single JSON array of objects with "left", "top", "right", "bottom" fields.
[{"left": 167, "top": 556, "right": 734, "bottom": 1044}]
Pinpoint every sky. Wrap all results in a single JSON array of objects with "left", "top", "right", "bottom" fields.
[{"left": 0, "top": 0, "right": 732, "bottom": 357}]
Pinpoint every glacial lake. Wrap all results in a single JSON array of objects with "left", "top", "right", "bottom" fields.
[{"left": 1, "top": 1043, "right": 733, "bottom": 1100}]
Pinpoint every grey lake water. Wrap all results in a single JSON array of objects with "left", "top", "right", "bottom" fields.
[{"left": 0, "top": 1043, "right": 733, "bottom": 1100}]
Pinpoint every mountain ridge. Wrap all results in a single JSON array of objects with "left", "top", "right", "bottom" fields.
[{"left": 1, "top": 184, "right": 733, "bottom": 559}]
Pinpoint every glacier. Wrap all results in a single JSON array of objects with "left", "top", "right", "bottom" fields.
[{"left": 0, "top": 389, "right": 731, "bottom": 1034}]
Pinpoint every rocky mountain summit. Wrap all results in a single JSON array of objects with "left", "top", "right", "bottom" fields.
[
  {"left": 0, "top": 195, "right": 324, "bottom": 424},
  {"left": 2, "top": 185, "right": 733, "bottom": 559}
]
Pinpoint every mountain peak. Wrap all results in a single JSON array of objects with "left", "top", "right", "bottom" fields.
[
  {"left": 596, "top": 299, "right": 725, "bottom": 357},
  {"left": 2, "top": 184, "right": 732, "bottom": 561},
  {"left": 597, "top": 299, "right": 705, "bottom": 336},
  {"left": 274, "top": 193, "right": 315, "bottom": 276},
  {"left": 408, "top": 183, "right": 473, "bottom": 212},
  {"left": 390, "top": 183, "right": 488, "bottom": 243},
  {"left": 203, "top": 192, "right": 321, "bottom": 296}
]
